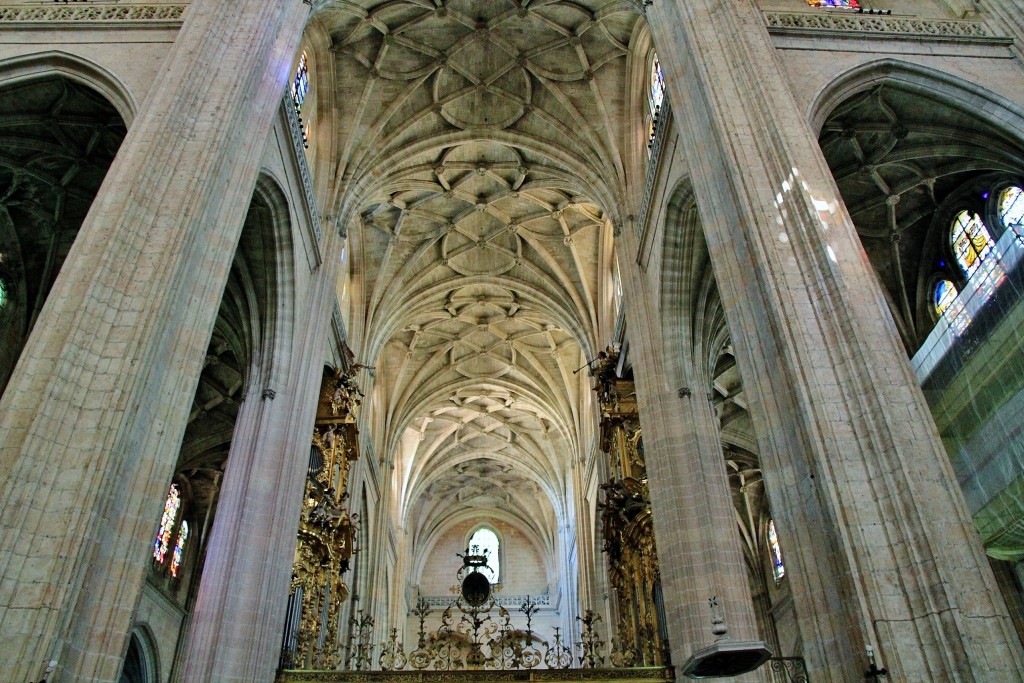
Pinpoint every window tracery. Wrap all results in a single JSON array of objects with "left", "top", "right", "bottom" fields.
[
  {"left": 950, "top": 210, "right": 994, "bottom": 278},
  {"left": 468, "top": 527, "right": 500, "bottom": 584}
]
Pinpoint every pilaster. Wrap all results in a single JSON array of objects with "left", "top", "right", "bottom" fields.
[
  {"left": 647, "top": 0, "right": 1024, "bottom": 679},
  {"left": 0, "top": 0, "right": 308, "bottom": 679},
  {"left": 176, "top": 257, "right": 345, "bottom": 681},
  {"left": 617, "top": 241, "right": 768, "bottom": 674}
]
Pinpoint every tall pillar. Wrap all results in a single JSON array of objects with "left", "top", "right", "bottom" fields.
[
  {"left": 176, "top": 286, "right": 345, "bottom": 681},
  {"left": 647, "top": 0, "right": 1024, "bottom": 679},
  {"left": 618, "top": 257, "right": 769, "bottom": 674},
  {"left": 0, "top": 0, "right": 308, "bottom": 680}
]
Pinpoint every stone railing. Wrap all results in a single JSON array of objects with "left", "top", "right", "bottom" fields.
[
  {"left": 635, "top": 100, "right": 671, "bottom": 239},
  {"left": 278, "top": 668, "right": 674, "bottom": 683},
  {"left": 763, "top": 11, "right": 992, "bottom": 39},
  {"left": 283, "top": 94, "right": 324, "bottom": 245},
  {"left": 417, "top": 593, "right": 552, "bottom": 610},
  {"left": 0, "top": 2, "right": 187, "bottom": 24}
]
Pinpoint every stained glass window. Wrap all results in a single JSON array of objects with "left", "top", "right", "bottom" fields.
[
  {"left": 934, "top": 279, "right": 959, "bottom": 317},
  {"left": 650, "top": 55, "right": 664, "bottom": 114},
  {"left": 292, "top": 51, "right": 309, "bottom": 110},
  {"left": 806, "top": 0, "right": 861, "bottom": 7},
  {"left": 1000, "top": 186, "right": 1024, "bottom": 242},
  {"left": 934, "top": 279, "right": 970, "bottom": 335},
  {"left": 950, "top": 210, "right": 994, "bottom": 279},
  {"left": 468, "top": 528, "right": 500, "bottom": 583},
  {"left": 170, "top": 521, "right": 189, "bottom": 578},
  {"left": 0, "top": 278, "right": 6, "bottom": 311},
  {"left": 292, "top": 51, "right": 311, "bottom": 146},
  {"left": 767, "top": 519, "right": 785, "bottom": 582},
  {"left": 153, "top": 484, "right": 180, "bottom": 565}
]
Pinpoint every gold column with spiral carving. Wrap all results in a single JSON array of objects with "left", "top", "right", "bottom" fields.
[
  {"left": 592, "top": 351, "right": 666, "bottom": 667},
  {"left": 284, "top": 368, "right": 362, "bottom": 669}
]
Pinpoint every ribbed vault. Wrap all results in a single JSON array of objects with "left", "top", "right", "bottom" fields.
[
  {"left": 316, "top": 0, "right": 641, "bottom": 573},
  {"left": 819, "top": 84, "right": 1024, "bottom": 351}
]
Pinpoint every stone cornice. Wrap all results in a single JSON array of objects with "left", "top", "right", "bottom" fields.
[
  {"left": 763, "top": 11, "right": 999, "bottom": 41},
  {"left": 0, "top": 2, "right": 187, "bottom": 25}
]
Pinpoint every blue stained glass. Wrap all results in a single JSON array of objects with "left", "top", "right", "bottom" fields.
[
  {"left": 768, "top": 519, "right": 785, "bottom": 582},
  {"left": 807, "top": 0, "right": 861, "bottom": 7},
  {"left": 292, "top": 52, "right": 309, "bottom": 110}
]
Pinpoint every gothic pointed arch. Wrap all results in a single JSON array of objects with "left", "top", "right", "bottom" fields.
[
  {"left": 0, "top": 50, "right": 137, "bottom": 125},
  {"left": 814, "top": 60, "right": 1024, "bottom": 351},
  {"left": 0, "top": 72, "right": 127, "bottom": 397}
]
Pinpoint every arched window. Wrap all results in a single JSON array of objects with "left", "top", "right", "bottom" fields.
[
  {"left": 293, "top": 51, "right": 309, "bottom": 110},
  {"left": 646, "top": 55, "right": 666, "bottom": 156},
  {"left": 767, "top": 519, "right": 785, "bottom": 583},
  {"left": 292, "top": 51, "right": 311, "bottom": 145},
  {"left": 468, "top": 527, "right": 500, "bottom": 584},
  {"left": 934, "top": 279, "right": 959, "bottom": 317},
  {"left": 950, "top": 210, "right": 995, "bottom": 279},
  {"left": 934, "top": 279, "right": 970, "bottom": 334},
  {"left": 170, "top": 520, "right": 189, "bottom": 578},
  {"left": 153, "top": 483, "right": 180, "bottom": 564},
  {"left": 153, "top": 483, "right": 188, "bottom": 579},
  {"left": 1000, "top": 185, "right": 1024, "bottom": 239}
]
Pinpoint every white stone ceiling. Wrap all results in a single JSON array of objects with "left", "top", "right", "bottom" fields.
[{"left": 317, "top": 0, "right": 642, "bottom": 553}]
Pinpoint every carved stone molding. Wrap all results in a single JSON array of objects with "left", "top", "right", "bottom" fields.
[
  {"left": 283, "top": 95, "right": 324, "bottom": 245},
  {"left": 763, "top": 11, "right": 994, "bottom": 39},
  {"left": 635, "top": 100, "right": 671, "bottom": 240},
  {"left": 0, "top": 3, "right": 187, "bottom": 24},
  {"left": 416, "top": 593, "right": 551, "bottom": 610}
]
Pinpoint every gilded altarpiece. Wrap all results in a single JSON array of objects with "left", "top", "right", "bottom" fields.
[
  {"left": 282, "top": 369, "right": 362, "bottom": 669},
  {"left": 593, "top": 359, "right": 667, "bottom": 666}
]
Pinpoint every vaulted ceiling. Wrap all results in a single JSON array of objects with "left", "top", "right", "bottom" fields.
[
  {"left": 314, "top": 0, "right": 644, "bottom": 556},
  {"left": 819, "top": 84, "right": 1024, "bottom": 352}
]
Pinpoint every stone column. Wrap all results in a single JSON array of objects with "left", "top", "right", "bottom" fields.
[
  {"left": 618, "top": 243, "right": 768, "bottom": 673},
  {"left": 176, "top": 245, "right": 344, "bottom": 681},
  {"left": 647, "top": 0, "right": 1024, "bottom": 680},
  {"left": 0, "top": 0, "right": 308, "bottom": 680}
]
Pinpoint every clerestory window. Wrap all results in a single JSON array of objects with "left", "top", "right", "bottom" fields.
[
  {"left": 153, "top": 483, "right": 189, "bottom": 579},
  {"left": 767, "top": 519, "right": 785, "bottom": 583},
  {"left": 468, "top": 527, "right": 500, "bottom": 584},
  {"left": 292, "top": 51, "right": 312, "bottom": 146}
]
